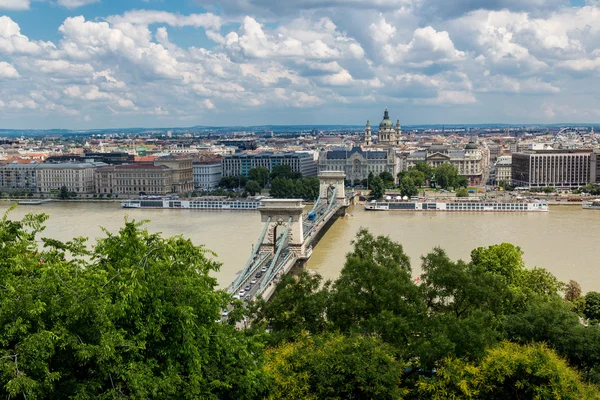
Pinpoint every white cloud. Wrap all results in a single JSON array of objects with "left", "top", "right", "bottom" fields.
[
  {"left": 0, "top": 61, "right": 20, "bottom": 78},
  {"left": 557, "top": 57, "right": 600, "bottom": 72},
  {"left": 0, "top": 0, "right": 29, "bottom": 10},
  {"left": 369, "top": 17, "right": 396, "bottom": 43},
  {"left": 0, "top": 16, "right": 54, "bottom": 54},
  {"left": 381, "top": 26, "right": 465, "bottom": 66},
  {"left": 56, "top": 0, "right": 100, "bottom": 9},
  {"left": 107, "top": 10, "right": 222, "bottom": 30},
  {"left": 223, "top": 16, "right": 365, "bottom": 60},
  {"left": 35, "top": 59, "right": 94, "bottom": 77}
]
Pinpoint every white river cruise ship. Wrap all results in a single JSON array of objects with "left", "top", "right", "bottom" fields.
[
  {"left": 365, "top": 197, "right": 548, "bottom": 212},
  {"left": 121, "top": 196, "right": 262, "bottom": 211}
]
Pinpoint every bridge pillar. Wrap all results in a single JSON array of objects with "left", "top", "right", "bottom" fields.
[
  {"left": 258, "top": 199, "right": 305, "bottom": 258},
  {"left": 319, "top": 171, "right": 346, "bottom": 204}
]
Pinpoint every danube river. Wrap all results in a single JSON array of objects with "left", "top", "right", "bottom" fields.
[{"left": 1, "top": 202, "right": 599, "bottom": 292}]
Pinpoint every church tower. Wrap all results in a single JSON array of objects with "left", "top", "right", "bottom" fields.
[
  {"left": 364, "top": 120, "right": 372, "bottom": 146},
  {"left": 377, "top": 108, "right": 401, "bottom": 146}
]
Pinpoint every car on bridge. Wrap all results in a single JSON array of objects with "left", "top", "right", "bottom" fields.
[
  {"left": 244, "top": 284, "right": 251, "bottom": 291},
  {"left": 238, "top": 290, "right": 246, "bottom": 297},
  {"left": 251, "top": 278, "right": 257, "bottom": 284}
]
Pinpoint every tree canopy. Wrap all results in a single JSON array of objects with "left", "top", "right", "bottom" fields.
[{"left": 0, "top": 209, "right": 268, "bottom": 400}]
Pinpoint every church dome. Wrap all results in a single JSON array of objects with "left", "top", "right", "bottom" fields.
[
  {"left": 379, "top": 108, "right": 393, "bottom": 129},
  {"left": 465, "top": 142, "right": 478, "bottom": 150}
]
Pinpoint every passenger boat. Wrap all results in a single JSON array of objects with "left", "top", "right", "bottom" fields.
[
  {"left": 364, "top": 197, "right": 548, "bottom": 212},
  {"left": 364, "top": 201, "right": 390, "bottom": 211},
  {"left": 121, "top": 196, "right": 262, "bottom": 211},
  {"left": 582, "top": 199, "right": 600, "bottom": 210},
  {"left": 17, "top": 199, "right": 52, "bottom": 205}
]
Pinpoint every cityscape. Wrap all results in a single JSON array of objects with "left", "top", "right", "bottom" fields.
[{"left": 2, "top": 0, "right": 600, "bottom": 398}]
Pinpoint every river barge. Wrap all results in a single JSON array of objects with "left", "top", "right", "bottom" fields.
[
  {"left": 121, "top": 196, "right": 261, "bottom": 210},
  {"left": 365, "top": 198, "right": 548, "bottom": 212}
]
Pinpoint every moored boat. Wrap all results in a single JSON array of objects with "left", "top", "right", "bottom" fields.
[
  {"left": 120, "top": 196, "right": 262, "bottom": 211},
  {"left": 364, "top": 198, "right": 548, "bottom": 212},
  {"left": 582, "top": 199, "right": 600, "bottom": 210}
]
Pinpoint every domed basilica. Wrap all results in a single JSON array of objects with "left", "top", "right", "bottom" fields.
[{"left": 364, "top": 108, "right": 401, "bottom": 146}]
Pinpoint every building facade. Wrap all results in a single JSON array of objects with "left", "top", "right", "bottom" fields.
[
  {"left": 405, "top": 143, "right": 488, "bottom": 185},
  {"left": 495, "top": 156, "right": 512, "bottom": 184},
  {"left": 36, "top": 162, "right": 104, "bottom": 194},
  {"left": 222, "top": 152, "right": 317, "bottom": 178},
  {"left": 511, "top": 150, "right": 592, "bottom": 189},
  {"left": 154, "top": 156, "right": 194, "bottom": 193},
  {"left": 95, "top": 164, "right": 173, "bottom": 195},
  {"left": 0, "top": 161, "right": 39, "bottom": 192},
  {"left": 318, "top": 147, "right": 399, "bottom": 185},
  {"left": 591, "top": 149, "right": 600, "bottom": 184},
  {"left": 193, "top": 162, "right": 222, "bottom": 189}
]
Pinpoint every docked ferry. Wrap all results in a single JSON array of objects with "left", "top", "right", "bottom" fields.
[
  {"left": 365, "top": 198, "right": 548, "bottom": 212},
  {"left": 582, "top": 199, "right": 600, "bottom": 210},
  {"left": 121, "top": 196, "right": 262, "bottom": 211}
]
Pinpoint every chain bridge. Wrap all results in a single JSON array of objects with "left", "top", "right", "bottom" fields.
[{"left": 227, "top": 171, "right": 350, "bottom": 301}]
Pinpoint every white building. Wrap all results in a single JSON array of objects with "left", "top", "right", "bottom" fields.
[
  {"left": 36, "top": 162, "right": 105, "bottom": 194},
  {"left": 193, "top": 162, "right": 223, "bottom": 189},
  {"left": 495, "top": 156, "right": 512, "bottom": 184}
]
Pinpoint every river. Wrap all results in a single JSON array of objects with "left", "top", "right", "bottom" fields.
[{"left": 1, "top": 202, "right": 599, "bottom": 292}]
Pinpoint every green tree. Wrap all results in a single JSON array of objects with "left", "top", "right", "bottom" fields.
[
  {"left": 0, "top": 211, "right": 268, "bottom": 399},
  {"left": 434, "top": 163, "right": 459, "bottom": 189},
  {"left": 271, "top": 164, "right": 301, "bottom": 180},
  {"left": 327, "top": 229, "right": 422, "bottom": 347},
  {"left": 543, "top": 186, "right": 554, "bottom": 194},
  {"left": 584, "top": 292, "right": 600, "bottom": 321},
  {"left": 219, "top": 176, "right": 247, "bottom": 189},
  {"left": 414, "top": 161, "right": 433, "bottom": 181},
  {"left": 249, "top": 272, "right": 329, "bottom": 345},
  {"left": 245, "top": 179, "right": 262, "bottom": 196},
  {"left": 369, "top": 176, "right": 386, "bottom": 199},
  {"left": 265, "top": 333, "right": 407, "bottom": 400},
  {"left": 248, "top": 167, "right": 270, "bottom": 188},
  {"left": 457, "top": 175, "right": 469, "bottom": 188},
  {"left": 456, "top": 187, "right": 469, "bottom": 197},
  {"left": 418, "top": 248, "right": 507, "bottom": 365},
  {"left": 59, "top": 185, "right": 69, "bottom": 199},
  {"left": 379, "top": 171, "right": 395, "bottom": 188},
  {"left": 418, "top": 342, "right": 600, "bottom": 399},
  {"left": 470, "top": 243, "right": 525, "bottom": 286},
  {"left": 399, "top": 176, "right": 418, "bottom": 198}
]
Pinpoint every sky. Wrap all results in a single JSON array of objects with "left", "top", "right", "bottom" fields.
[{"left": 0, "top": 0, "right": 599, "bottom": 129}]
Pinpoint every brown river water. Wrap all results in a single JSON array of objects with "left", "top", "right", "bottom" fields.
[{"left": 1, "top": 202, "right": 599, "bottom": 292}]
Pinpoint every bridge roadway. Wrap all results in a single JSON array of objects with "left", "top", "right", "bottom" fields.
[{"left": 226, "top": 188, "right": 349, "bottom": 305}]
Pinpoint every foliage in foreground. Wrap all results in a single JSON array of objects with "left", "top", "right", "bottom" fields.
[
  {"left": 0, "top": 209, "right": 267, "bottom": 400},
  {"left": 258, "top": 228, "right": 600, "bottom": 398},
  {"left": 419, "top": 341, "right": 600, "bottom": 400}
]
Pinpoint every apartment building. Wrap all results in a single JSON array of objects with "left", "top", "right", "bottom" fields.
[{"left": 0, "top": 161, "right": 39, "bottom": 192}]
